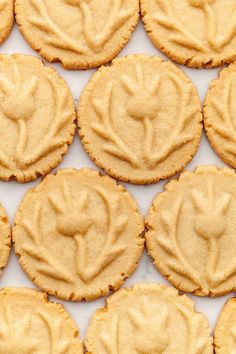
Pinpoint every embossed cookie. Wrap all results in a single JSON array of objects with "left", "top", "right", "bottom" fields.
[
  {"left": 0, "top": 54, "right": 75, "bottom": 182},
  {"left": 214, "top": 297, "right": 236, "bottom": 353},
  {"left": 14, "top": 0, "right": 139, "bottom": 69},
  {"left": 141, "top": 0, "right": 236, "bottom": 68},
  {"left": 0, "top": 204, "right": 11, "bottom": 276},
  {"left": 0, "top": 1, "right": 14, "bottom": 45},
  {"left": 204, "top": 62, "right": 236, "bottom": 168},
  {"left": 78, "top": 55, "right": 202, "bottom": 184},
  {"left": 0, "top": 287, "right": 83, "bottom": 353},
  {"left": 145, "top": 165, "right": 236, "bottom": 297},
  {"left": 85, "top": 283, "right": 213, "bottom": 354},
  {"left": 13, "top": 168, "right": 144, "bottom": 301}
]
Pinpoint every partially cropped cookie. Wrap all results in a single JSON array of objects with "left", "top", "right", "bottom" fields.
[
  {"left": 214, "top": 297, "right": 236, "bottom": 353},
  {"left": 13, "top": 168, "right": 144, "bottom": 301},
  {"left": 15, "top": 0, "right": 139, "bottom": 69},
  {"left": 0, "top": 287, "right": 83, "bottom": 353},
  {"left": 0, "top": 54, "right": 75, "bottom": 182},
  {"left": 78, "top": 55, "right": 202, "bottom": 184},
  {"left": 141, "top": 0, "right": 236, "bottom": 68},
  {"left": 0, "top": 204, "right": 11, "bottom": 276},
  {"left": 0, "top": 1, "right": 13, "bottom": 45},
  {"left": 145, "top": 165, "right": 236, "bottom": 297},
  {"left": 204, "top": 62, "right": 236, "bottom": 168},
  {"left": 85, "top": 283, "right": 213, "bottom": 354}
]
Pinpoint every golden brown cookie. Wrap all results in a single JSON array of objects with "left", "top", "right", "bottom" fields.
[
  {"left": 0, "top": 287, "right": 83, "bottom": 353},
  {"left": 13, "top": 168, "right": 144, "bottom": 301},
  {"left": 0, "top": 54, "right": 76, "bottom": 182},
  {"left": 141, "top": 0, "right": 236, "bottom": 68},
  {"left": 204, "top": 62, "right": 236, "bottom": 168},
  {"left": 0, "top": 204, "right": 11, "bottom": 276},
  {"left": 14, "top": 0, "right": 139, "bottom": 69},
  {"left": 85, "top": 283, "right": 213, "bottom": 354},
  {"left": 78, "top": 54, "right": 202, "bottom": 184},
  {"left": 0, "top": 0, "right": 14, "bottom": 45},
  {"left": 145, "top": 165, "right": 236, "bottom": 297},
  {"left": 214, "top": 297, "right": 236, "bottom": 353}
]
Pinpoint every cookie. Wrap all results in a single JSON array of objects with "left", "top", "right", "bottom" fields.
[
  {"left": 0, "top": 54, "right": 76, "bottom": 182},
  {"left": 13, "top": 168, "right": 144, "bottom": 301},
  {"left": 85, "top": 283, "right": 213, "bottom": 354},
  {"left": 14, "top": 0, "right": 139, "bottom": 69},
  {"left": 0, "top": 287, "right": 83, "bottom": 353},
  {"left": 214, "top": 297, "right": 236, "bottom": 353},
  {"left": 204, "top": 62, "right": 236, "bottom": 168},
  {"left": 0, "top": 1, "right": 14, "bottom": 45},
  {"left": 78, "top": 54, "right": 202, "bottom": 184},
  {"left": 0, "top": 204, "right": 11, "bottom": 276},
  {"left": 145, "top": 165, "right": 236, "bottom": 297},
  {"left": 141, "top": 0, "right": 236, "bottom": 68}
]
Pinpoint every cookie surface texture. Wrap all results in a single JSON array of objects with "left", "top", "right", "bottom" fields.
[
  {"left": 0, "top": 54, "right": 76, "bottom": 182},
  {"left": 78, "top": 54, "right": 202, "bottom": 184},
  {"left": 145, "top": 165, "right": 236, "bottom": 297},
  {"left": 0, "top": 204, "right": 11, "bottom": 276},
  {"left": 0, "top": 0, "right": 13, "bottom": 45},
  {"left": 204, "top": 62, "right": 236, "bottom": 168},
  {"left": 214, "top": 297, "right": 236, "bottom": 353},
  {"left": 85, "top": 283, "right": 213, "bottom": 354},
  {"left": 141, "top": 0, "right": 236, "bottom": 68},
  {"left": 0, "top": 287, "right": 83, "bottom": 353},
  {"left": 15, "top": 0, "right": 139, "bottom": 69},
  {"left": 13, "top": 168, "right": 144, "bottom": 301}
]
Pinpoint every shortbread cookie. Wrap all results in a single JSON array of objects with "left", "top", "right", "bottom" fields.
[
  {"left": 85, "top": 283, "right": 213, "bottom": 354},
  {"left": 0, "top": 54, "right": 75, "bottom": 182},
  {"left": 204, "top": 62, "right": 236, "bottom": 168},
  {"left": 0, "top": 287, "right": 83, "bottom": 353},
  {"left": 214, "top": 298, "right": 236, "bottom": 353},
  {"left": 15, "top": 0, "right": 139, "bottom": 69},
  {"left": 0, "top": 1, "right": 13, "bottom": 45},
  {"left": 145, "top": 165, "right": 236, "bottom": 297},
  {"left": 0, "top": 204, "right": 11, "bottom": 276},
  {"left": 141, "top": 0, "right": 236, "bottom": 68},
  {"left": 13, "top": 168, "right": 144, "bottom": 301},
  {"left": 78, "top": 55, "right": 202, "bottom": 184}
]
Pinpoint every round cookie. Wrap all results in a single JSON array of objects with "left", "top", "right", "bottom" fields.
[
  {"left": 214, "top": 297, "right": 236, "bottom": 353},
  {"left": 85, "top": 283, "right": 213, "bottom": 354},
  {"left": 0, "top": 287, "right": 83, "bottom": 353},
  {"left": 141, "top": 0, "right": 236, "bottom": 68},
  {"left": 0, "top": 204, "right": 11, "bottom": 276},
  {"left": 145, "top": 165, "right": 236, "bottom": 297},
  {"left": 0, "top": 1, "right": 14, "bottom": 45},
  {"left": 204, "top": 62, "right": 236, "bottom": 168},
  {"left": 0, "top": 54, "right": 75, "bottom": 182},
  {"left": 14, "top": 0, "right": 139, "bottom": 69},
  {"left": 13, "top": 168, "right": 144, "bottom": 301},
  {"left": 78, "top": 54, "right": 202, "bottom": 184}
]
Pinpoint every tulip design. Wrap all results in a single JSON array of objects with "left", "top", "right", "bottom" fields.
[
  {"left": 129, "top": 299, "right": 169, "bottom": 353},
  {"left": 121, "top": 64, "right": 161, "bottom": 168},
  {"left": 192, "top": 182, "right": 230, "bottom": 286},
  {"left": 49, "top": 183, "right": 92, "bottom": 277},
  {"left": 0, "top": 64, "right": 38, "bottom": 167}
]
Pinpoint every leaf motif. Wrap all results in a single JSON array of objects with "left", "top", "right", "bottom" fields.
[{"left": 21, "top": 202, "right": 74, "bottom": 284}]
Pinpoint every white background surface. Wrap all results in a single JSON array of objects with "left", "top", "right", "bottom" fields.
[{"left": 0, "top": 19, "right": 232, "bottom": 340}]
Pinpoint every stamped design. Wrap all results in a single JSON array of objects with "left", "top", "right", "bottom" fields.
[
  {"left": 13, "top": 169, "right": 144, "bottom": 301},
  {"left": 85, "top": 284, "right": 213, "bottom": 353},
  {"left": 0, "top": 288, "right": 83, "bottom": 353},
  {"left": 146, "top": 166, "right": 236, "bottom": 296},
  {"left": 141, "top": 0, "right": 236, "bottom": 67},
  {"left": 79, "top": 55, "right": 202, "bottom": 184},
  {"left": 15, "top": 0, "right": 139, "bottom": 68},
  {"left": 0, "top": 54, "right": 75, "bottom": 181}
]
